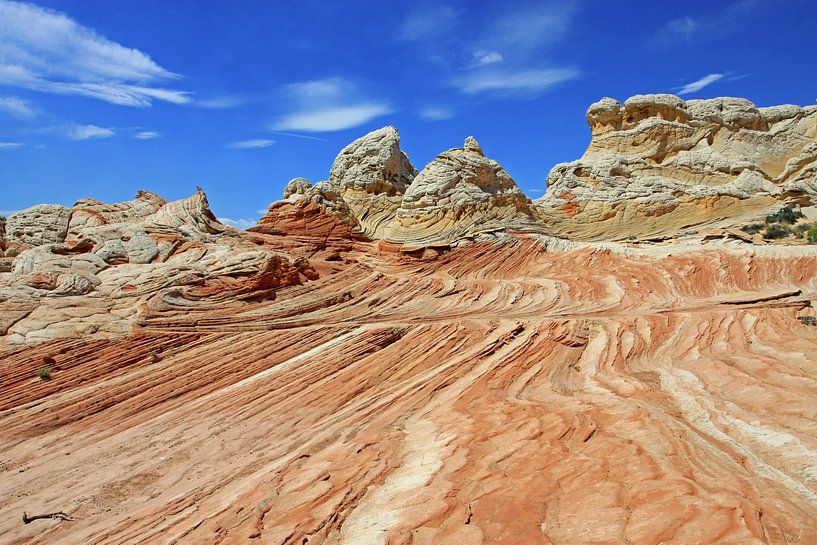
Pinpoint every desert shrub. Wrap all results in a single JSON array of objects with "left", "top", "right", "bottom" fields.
[
  {"left": 807, "top": 226, "right": 817, "bottom": 244},
  {"left": 38, "top": 367, "right": 53, "bottom": 381},
  {"left": 765, "top": 207, "right": 804, "bottom": 225},
  {"left": 799, "top": 316, "right": 817, "bottom": 326},
  {"left": 741, "top": 223, "right": 764, "bottom": 234},
  {"left": 763, "top": 225, "right": 791, "bottom": 239}
]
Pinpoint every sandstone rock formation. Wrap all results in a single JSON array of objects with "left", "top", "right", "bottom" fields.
[
  {"left": 3, "top": 96, "right": 817, "bottom": 545},
  {"left": 386, "top": 136, "right": 538, "bottom": 248},
  {"left": 0, "top": 188, "right": 315, "bottom": 344},
  {"left": 328, "top": 126, "right": 417, "bottom": 237},
  {"left": 252, "top": 178, "right": 360, "bottom": 239},
  {"left": 536, "top": 94, "right": 817, "bottom": 239}
]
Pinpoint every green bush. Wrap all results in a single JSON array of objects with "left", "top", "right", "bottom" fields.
[
  {"left": 37, "top": 367, "right": 53, "bottom": 381},
  {"left": 765, "top": 207, "right": 804, "bottom": 225},
  {"left": 763, "top": 225, "right": 791, "bottom": 239},
  {"left": 808, "top": 227, "right": 817, "bottom": 244},
  {"left": 741, "top": 223, "right": 764, "bottom": 234}
]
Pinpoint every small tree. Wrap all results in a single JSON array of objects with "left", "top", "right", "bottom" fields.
[{"left": 38, "top": 367, "right": 53, "bottom": 381}]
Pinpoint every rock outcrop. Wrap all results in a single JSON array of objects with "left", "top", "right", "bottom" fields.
[
  {"left": 5, "top": 96, "right": 817, "bottom": 545},
  {"left": 0, "top": 188, "right": 315, "bottom": 343},
  {"left": 386, "top": 137, "right": 538, "bottom": 248},
  {"left": 328, "top": 126, "right": 417, "bottom": 237},
  {"left": 536, "top": 94, "right": 817, "bottom": 239},
  {"left": 250, "top": 178, "right": 361, "bottom": 241}
]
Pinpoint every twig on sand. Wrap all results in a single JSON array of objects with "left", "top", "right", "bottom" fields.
[{"left": 22, "top": 511, "right": 73, "bottom": 524}]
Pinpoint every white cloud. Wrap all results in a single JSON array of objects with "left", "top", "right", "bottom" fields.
[
  {"left": 227, "top": 139, "right": 275, "bottom": 149},
  {"left": 195, "top": 95, "right": 245, "bottom": 109},
  {"left": 269, "top": 131, "right": 329, "bottom": 142},
  {"left": 134, "top": 130, "right": 160, "bottom": 139},
  {"left": 454, "top": 68, "right": 579, "bottom": 95},
  {"left": 255, "top": 209, "right": 268, "bottom": 215},
  {"left": 64, "top": 124, "right": 115, "bottom": 140},
  {"left": 663, "top": 16, "right": 700, "bottom": 42},
  {"left": 218, "top": 217, "right": 258, "bottom": 230},
  {"left": 485, "top": 4, "right": 575, "bottom": 56},
  {"left": 0, "top": 142, "right": 24, "bottom": 149},
  {"left": 271, "top": 78, "right": 392, "bottom": 133},
  {"left": 420, "top": 106, "right": 454, "bottom": 121},
  {"left": 399, "top": 5, "right": 462, "bottom": 42},
  {"left": 678, "top": 73, "right": 725, "bottom": 95},
  {"left": 0, "top": 0, "right": 190, "bottom": 106},
  {"left": 273, "top": 104, "right": 392, "bottom": 133},
  {"left": 0, "top": 95, "right": 35, "bottom": 118},
  {"left": 654, "top": 1, "right": 769, "bottom": 46},
  {"left": 474, "top": 51, "right": 504, "bottom": 66}
]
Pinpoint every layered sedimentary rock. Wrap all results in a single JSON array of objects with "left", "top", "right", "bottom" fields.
[
  {"left": 251, "top": 178, "right": 360, "bottom": 239},
  {"left": 328, "top": 126, "right": 418, "bottom": 237},
  {"left": 0, "top": 189, "right": 315, "bottom": 344},
  {"left": 386, "top": 136, "right": 538, "bottom": 248},
  {"left": 536, "top": 94, "right": 817, "bottom": 239},
  {"left": 3, "top": 96, "right": 817, "bottom": 545},
  {"left": 3, "top": 230, "right": 817, "bottom": 544}
]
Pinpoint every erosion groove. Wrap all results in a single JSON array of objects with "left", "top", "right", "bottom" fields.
[
  {"left": 2, "top": 94, "right": 817, "bottom": 544},
  {"left": 2, "top": 236, "right": 817, "bottom": 544}
]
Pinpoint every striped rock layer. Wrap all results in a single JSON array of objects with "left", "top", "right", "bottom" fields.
[{"left": 1, "top": 95, "right": 817, "bottom": 544}]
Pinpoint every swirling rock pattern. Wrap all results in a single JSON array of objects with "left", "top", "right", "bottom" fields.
[
  {"left": 386, "top": 137, "right": 539, "bottom": 249},
  {"left": 2, "top": 228, "right": 817, "bottom": 544},
  {"left": 328, "top": 126, "right": 418, "bottom": 238},
  {"left": 2, "top": 95, "right": 817, "bottom": 544}
]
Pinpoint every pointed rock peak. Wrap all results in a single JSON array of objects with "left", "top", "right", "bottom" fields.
[
  {"left": 463, "top": 136, "right": 483, "bottom": 155},
  {"left": 283, "top": 178, "right": 313, "bottom": 199},
  {"left": 329, "top": 125, "right": 417, "bottom": 195}
]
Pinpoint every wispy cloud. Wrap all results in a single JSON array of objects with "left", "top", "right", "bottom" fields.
[
  {"left": 0, "top": 96, "right": 36, "bottom": 118},
  {"left": 0, "top": 209, "right": 20, "bottom": 215},
  {"left": 420, "top": 106, "right": 454, "bottom": 121},
  {"left": 0, "top": 0, "right": 190, "bottom": 106},
  {"left": 662, "top": 16, "right": 699, "bottom": 42},
  {"left": 677, "top": 73, "right": 725, "bottom": 95},
  {"left": 194, "top": 95, "right": 245, "bottom": 109},
  {"left": 134, "top": 130, "right": 160, "bottom": 140},
  {"left": 0, "top": 142, "right": 24, "bottom": 149},
  {"left": 227, "top": 139, "right": 275, "bottom": 149},
  {"left": 454, "top": 68, "right": 579, "bottom": 95},
  {"left": 269, "top": 131, "right": 329, "bottom": 142},
  {"left": 654, "top": 0, "right": 769, "bottom": 46},
  {"left": 473, "top": 51, "right": 504, "bottom": 66},
  {"left": 63, "top": 124, "right": 115, "bottom": 140},
  {"left": 273, "top": 104, "right": 392, "bottom": 133},
  {"left": 400, "top": 3, "right": 581, "bottom": 100},
  {"left": 270, "top": 78, "right": 392, "bottom": 133},
  {"left": 398, "top": 5, "right": 462, "bottom": 42},
  {"left": 482, "top": 4, "right": 576, "bottom": 58},
  {"left": 218, "top": 217, "right": 258, "bottom": 230}
]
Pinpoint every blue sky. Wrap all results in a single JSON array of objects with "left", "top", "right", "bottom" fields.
[{"left": 1, "top": 0, "right": 816, "bottom": 227}]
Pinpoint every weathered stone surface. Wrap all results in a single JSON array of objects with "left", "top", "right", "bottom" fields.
[
  {"left": 0, "top": 188, "right": 316, "bottom": 343},
  {"left": 328, "top": 126, "right": 417, "bottom": 237},
  {"left": 3, "top": 233, "right": 817, "bottom": 544},
  {"left": 251, "top": 179, "right": 361, "bottom": 241},
  {"left": 4, "top": 97, "right": 817, "bottom": 545},
  {"left": 537, "top": 94, "right": 817, "bottom": 239},
  {"left": 4, "top": 204, "right": 71, "bottom": 248},
  {"left": 386, "top": 136, "right": 537, "bottom": 248},
  {"left": 68, "top": 190, "right": 166, "bottom": 232}
]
